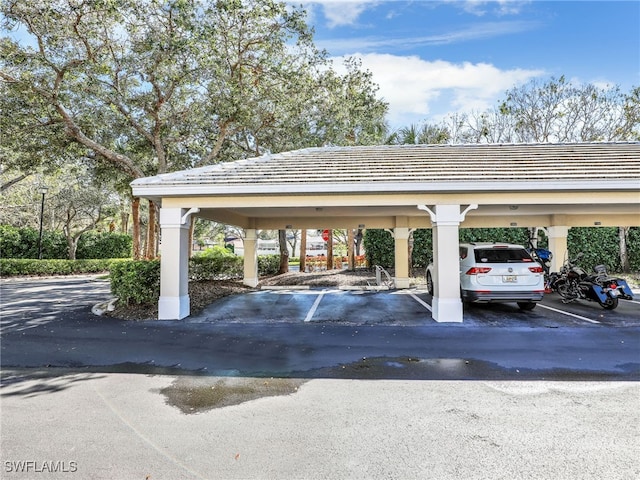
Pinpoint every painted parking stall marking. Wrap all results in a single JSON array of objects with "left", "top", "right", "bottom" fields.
[
  {"left": 537, "top": 304, "right": 601, "bottom": 324},
  {"left": 304, "top": 290, "right": 326, "bottom": 322},
  {"left": 403, "top": 291, "right": 433, "bottom": 312}
]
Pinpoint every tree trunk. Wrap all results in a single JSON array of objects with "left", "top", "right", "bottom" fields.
[
  {"left": 619, "top": 226, "right": 630, "bottom": 272},
  {"left": 347, "top": 228, "right": 355, "bottom": 270},
  {"left": 120, "top": 211, "right": 129, "bottom": 234},
  {"left": 355, "top": 229, "right": 363, "bottom": 255},
  {"left": 300, "top": 229, "right": 307, "bottom": 273},
  {"left": 66, "top": 236, "right": 79, "bottom": 261},
  {"left": 326, "top": 229, "right": 333, "bottom": 270},
  {"left": 132, "top": 197, "right": 141, "bottom": 260},
  {"left": 407, "top": 229, "right": 414, "bottom": 277},
  {"left": 145, "top": 200, "right": 158, "bottom": 259},
  {"left": 278, "top": 229, "right": 289, "bottom": 274},
  {"left": 1, "top": 173, "right": 29, "bottom": 192}
]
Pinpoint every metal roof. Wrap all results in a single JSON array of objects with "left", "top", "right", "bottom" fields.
[{"left": 131, "top": 142, "right": 640, "bottom": 197}]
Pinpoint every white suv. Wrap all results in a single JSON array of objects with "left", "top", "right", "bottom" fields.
[{"left": 426, "top": 243, "right": 545, "bottom": 310}]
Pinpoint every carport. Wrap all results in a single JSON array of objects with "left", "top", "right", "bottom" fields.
[{"left": 131, "top": 142, "right": 640, "bottom": 322}]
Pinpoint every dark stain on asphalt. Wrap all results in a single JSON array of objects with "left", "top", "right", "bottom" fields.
[
  {"left": 298, "top": 356, "right": 640, "bottom": 381},
  {"left": 160, "top": 377, "right": 307, "bottom": 414}
]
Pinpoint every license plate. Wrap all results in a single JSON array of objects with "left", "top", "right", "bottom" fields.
[{"left": 503, "top": 276, "right": 517, "bottom": 283}]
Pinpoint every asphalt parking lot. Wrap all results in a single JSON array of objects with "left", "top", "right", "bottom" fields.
[
  {"left": 1, "top": 275, "right": 639, "bottom": 379},
  {"left": 195, "top": 285, "right": 640, "bottom": 328},
  {"left": 2, "top": 276, "right": 639, "bottom": 479}
]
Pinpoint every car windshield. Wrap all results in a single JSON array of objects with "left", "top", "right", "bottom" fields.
[{"left": 474, "top": 248, "right": 533, "bottom": 263}]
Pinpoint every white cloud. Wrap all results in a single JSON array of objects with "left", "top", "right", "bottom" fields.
[
  {"left": 316, "top": 20, "right": 541, "bottom": 54},
  {"left": 331, "top": 53, "right": 544, "bottom": 127},
  {"left": 299, "top": 0, "right": 377, "bottom": 28},
  {"left": 450, "top": 0, "right": 531, "bottom": 17},
  {"left": 298, "top": 0, "right": 531, "bottom": 28}
]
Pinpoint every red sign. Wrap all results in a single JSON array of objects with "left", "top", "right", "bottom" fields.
[{"left": 321, "top": 229, "right": 330, "bottom": 242}]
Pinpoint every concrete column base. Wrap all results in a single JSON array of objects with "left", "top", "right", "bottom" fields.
[
  {"left": 394, "top": 277, "right": 410, "bottom": 289},
  {"left": 158, "top": 295, "right": 190, "bottom": 320},
  {"left": 432, "top": 296, "right": 464, "bottom": 323},
  {"left": 243, "top": 277, "right": 259, "bottom": 288}
]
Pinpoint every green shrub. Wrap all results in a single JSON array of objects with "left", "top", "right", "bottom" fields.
[
  {"left": 628, "top": 227, "right": 640, "bottom": 272},
  {"left": 77, "top": 232, "right": 132, "bottom": 259},
  {"left": 363, "top": 229, "right": 395, "bottom": 268},
  {"left": 0, "top": 258, "right": 122, "bottom": 276},
  {"left": 258, "top": 254, "right": 280, "bottom": 275},
  {"left": 459, "top": 227, "right": 529, "bottom": 245},
  {"left": 190, "top": 246, "right": 243, "bottom": 280},
  {"left": 0, "top": 225, "right": 22, "bottom": 258},
  {"left": 411, "top": 229, "right": 432, "bottom": 267},
  {"left": 0, "top": 225, "right": 67, "bottom": 259},
  {"left": 0, "top": 225, "right": 132, "bottom": 259},
  {"left": 567, "top": 227, "right": 623, "bottom": 272},
  {"left": 109, "top": 260, "right": 160, "bottom": 305}
]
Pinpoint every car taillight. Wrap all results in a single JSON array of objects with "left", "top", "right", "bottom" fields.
[
  {"left": 466, "top": 267, "right": 492, "bottom": 275},
  {"left": 528, "top": 266, "right": 544, "bottom": 273}
]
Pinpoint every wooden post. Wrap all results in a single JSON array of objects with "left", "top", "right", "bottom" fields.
[
  {"left": 326, "top": 229, "right": 333, "bottom": 270},
  {"left": 348, "top": 228, "right": 355, "bottom": 270},
  {"left": 300, "top": 229, "right": 307, "bottom": 272}
]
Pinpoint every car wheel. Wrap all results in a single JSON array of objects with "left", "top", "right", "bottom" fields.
[
  {"left": 517, "top": 301, "right": 536, "bottom": 311},
  {"left": 426, "top": 272, "right": 434, "bottom": 295}
]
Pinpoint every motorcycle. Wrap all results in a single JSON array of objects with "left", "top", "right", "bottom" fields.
[
  {"left": 548, "top": 253, "right": 634, "bottom": 310},
  {"left": 527, "top": 239, "right": 553, "bottom": 275}
]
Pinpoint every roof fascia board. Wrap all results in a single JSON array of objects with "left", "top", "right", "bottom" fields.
[{"left": 132, "top": 180, "right": 640, "bottom": 198}]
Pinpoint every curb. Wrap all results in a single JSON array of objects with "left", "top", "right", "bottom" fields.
[
  {"left": 260, "top": 285, "right": 311, "bottom": 290},
  {"left": 339, "top": 285, "right": 391, "bottom": 291}
]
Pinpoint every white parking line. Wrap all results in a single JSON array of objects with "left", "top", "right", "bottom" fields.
[
  {"left": 304, "top": 291, "right": 326, "bottom": 322},
  {"left": 537, "top": 304, "right": 600, "bottom": 324},
  {"left": 407, "top": 292, "right": 433, "bottom": 312}
]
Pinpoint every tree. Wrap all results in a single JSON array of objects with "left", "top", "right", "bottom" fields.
[
  {"left": 0, "top": 174, "right": 47, "bottom": 228},
  {"left": 388, "top": 123, "right": 450, "bottom": 145},
  {"left": 45, "top": 163, "right": 118, "bottom": 259},
  {"left": 1, "top": 0, "right": 388, "bottom": 260},
  {"left": 497, "top": 76, "right": 640, "bottom": 143},
  {"left": 395, "top": 78, "right": 639, "bottom": 271},
  {"left": 277, "top": 229, "right": 289, "bottom": 274}
]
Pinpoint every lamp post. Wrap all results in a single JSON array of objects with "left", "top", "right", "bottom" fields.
[{"left": 37, "top": 185, "right": 48, "bottom": 260}]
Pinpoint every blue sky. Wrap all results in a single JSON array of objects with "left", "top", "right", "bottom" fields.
[{"left": 296, "top": 1, "right": 640, "bottom": 128}]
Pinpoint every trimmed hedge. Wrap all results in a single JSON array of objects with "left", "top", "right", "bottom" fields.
[
  {"left": 108, "top": 254, "right": 283, "bottom": 306},
  {"left": 76, "top": 231, "right": 132, "bottom": 259},
  {"left": 190, "top": 246, "right": 243, "bottom": 281},
  {"left": 363, "top": 227, "right": 640, "bottom": 272},
  {"left": 0, "top": 225, "right": 132, "bottom": 259},
  {"left": 0, "top": 258, "right": 124, "bottom": 276},
  {"left": 363, "top": 229, "right": 395, "bottom": 268},
  {"left": 258, "top": 254, "right": 280, "bottom": 275},
  {"left": 0, "top": 226, "right": 67, "bottom": 259},
  {"left": 109, "top": 260, "right": 161, "bottom": 306},
  {"left": 363, "top": 228, "right": 435, "bottom": 268}
]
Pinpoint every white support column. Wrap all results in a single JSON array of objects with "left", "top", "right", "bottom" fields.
[
  {"left": 243, "top": 229, "right": 259, "bottom": 287},
  {"left": 158, "top": 207, "right": 192, "bottom": 320},
  {"left": 431, "top": 205, "right": 463, "bottom": 322},
  {"left": 419, "top": 203, "right": 477, "bottom": 323},
  {"left": 548, "top": 226, "right": 569, "bottom": 272},
  {"left": 393, "top": 227, "right": 411, "bottom": 289}
]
